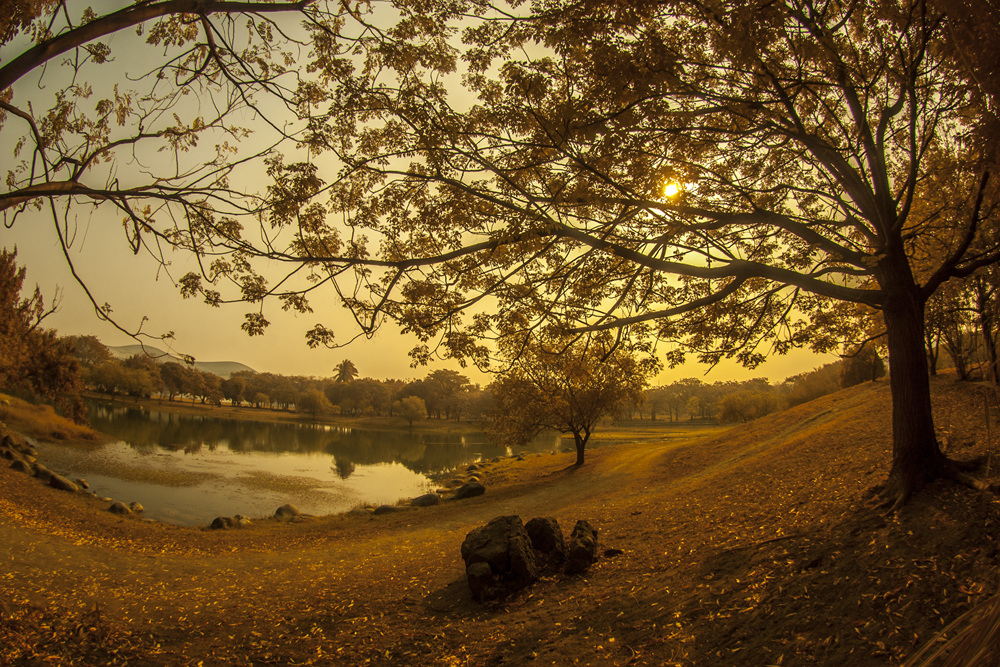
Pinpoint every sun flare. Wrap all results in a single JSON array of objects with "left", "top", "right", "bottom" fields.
[{"left": 663, "top": 182, "right": 681, "bottom": 197}]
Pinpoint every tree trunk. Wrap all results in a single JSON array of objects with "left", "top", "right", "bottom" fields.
[
  {"left": 881, "top": 288, "right": 947, "bottom": 506},
  {"left": 572, "top": 428, "right": 591, "bottom": 466},
  {"left": 974, "top": 277, "right": 1000, "bottom": 385}
]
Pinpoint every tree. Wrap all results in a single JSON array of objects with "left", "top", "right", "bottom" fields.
[
  {"left": 8, "top": 0, "right": 1000, "bottom": 508},
  {"left": 0, "top": 248, "right": 81, "bottom": 417},
  {"left": 489, "top": 333, "right": 659, "bottom": 466},
  {"left": 334, "top": 360, "right": 359, "bottom": 384},
  {"left": 840, "top": 344, "right": 888, "bottom": 388},
  {"left": 395, "top": 395, "right": 427, "bottom": 427},
  {"left": 297, "top": 0, "right": 999, "bottom": 506},
  {"left": 297, "top": 388, "right": 332, "bottom": 418}
]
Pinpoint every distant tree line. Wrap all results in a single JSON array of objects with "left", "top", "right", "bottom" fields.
[
  {"left": 68, "top": 337, "right": 495, "bottom": 423},
  {"left": 641, "top": 356, "right": 883, "bottom": 425}
]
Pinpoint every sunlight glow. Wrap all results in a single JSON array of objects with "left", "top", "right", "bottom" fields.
[{"left": 663, "top": 181, "right": 681, "bottom": 197}]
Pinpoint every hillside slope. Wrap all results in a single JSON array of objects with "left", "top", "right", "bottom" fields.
[
  {"left": 108, "top": 344, "right": 256, "bottom": 378},
  {"left": 2, "top": 377, "right": 999, "bottom": 665}
]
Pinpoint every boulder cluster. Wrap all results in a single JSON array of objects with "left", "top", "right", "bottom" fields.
[
  {"left": 460, "top": 515, "right": 601, "bottom": 602},
  {"left": 2, "top": 432, "right": 145, "bottom": 518}
]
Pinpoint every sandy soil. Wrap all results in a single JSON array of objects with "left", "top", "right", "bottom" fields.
[{"left": 3, "top": 377, "right": 1000, "bottom": 665}]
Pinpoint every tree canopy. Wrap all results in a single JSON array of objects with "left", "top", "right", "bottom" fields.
[
  {"left": 5, "top": 0, "right": 1000, "bottom": 505},
  {"left": 490, "top": 332, "right": 658, "bottom": 465}
]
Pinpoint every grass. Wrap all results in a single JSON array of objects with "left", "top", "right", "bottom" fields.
[
  {"left": 0, "top": 393, "right": 99, "bottom": 443},
  {"left": 3, "top": 376, "right": 1000, "bottom": 665}
]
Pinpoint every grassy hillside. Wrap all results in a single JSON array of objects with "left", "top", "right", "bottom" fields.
[{"left": 2, "top": 376, "right": 999, "bottom": 665}]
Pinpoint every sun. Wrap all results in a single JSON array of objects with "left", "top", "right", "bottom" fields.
[{"left": 663, "top": 181, "right": 681, "bottom": 197}]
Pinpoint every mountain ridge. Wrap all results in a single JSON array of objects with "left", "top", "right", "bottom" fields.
[{"left": 107, "top": 344, "right": 256, "bottom": 379}]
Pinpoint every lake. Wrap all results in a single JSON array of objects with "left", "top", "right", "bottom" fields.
[{"left": 33, "top": 400, "right": 562, "bottom": 527}]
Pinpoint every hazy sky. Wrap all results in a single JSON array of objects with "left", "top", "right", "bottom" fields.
[
  {"left": 1, "top": 6, "right": 835, "bottom": 386},
  {"left": 5, "top": 208, "right": 833, "bottom": 384}
]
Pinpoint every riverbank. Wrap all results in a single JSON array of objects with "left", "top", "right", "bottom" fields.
[
  {"left": 83, "top": 389, "right": 724, "bottom": 444},
  {"left": 4, "top": 377, "right": 999, "bottom": 664}
]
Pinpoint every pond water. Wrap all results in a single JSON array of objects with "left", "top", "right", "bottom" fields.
[{"left": 34, "top": 401, "right": 562, "bottom": 527}]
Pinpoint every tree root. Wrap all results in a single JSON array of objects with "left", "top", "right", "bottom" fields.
[{"left": 875, "top": 454, "right": 994, "bottom": 513}]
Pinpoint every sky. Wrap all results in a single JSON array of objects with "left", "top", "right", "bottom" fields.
[
  {"left": 1, "top": 3, "right": 836, "bottom": 386},
  {"left": 5, "top": 209, "right": 833, "bottom": 385}
]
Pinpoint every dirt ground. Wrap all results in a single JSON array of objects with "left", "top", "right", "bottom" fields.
[{"left": 3, "top": 377, "right": 1000, "bottom": 665}]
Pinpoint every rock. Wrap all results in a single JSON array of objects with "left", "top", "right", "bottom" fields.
[
  {"left": 1, "top": 434, "right": 14, "bottom": 448},
  {"left": 516, "top": 455, "right": 525, "bottom": 461},
  {"left": 453, "top": 481, "right": 486, "bottom": 500},
  {"left": 492, "top": 457, "right": 501, "bottom": 463},
  {"left": 373, "top": 504, "right": 409, "bottom": 515},
  {"left": 76, "top": 479, "right": 90, "bottom": 490},
  {"left": 9, "top": 459, "right": 32, "bottom": 474},
  {"left": 461, "top": 516, "right": 539, "bottom": 601},
  {"left": 275, "top": 503, "right": 301, "bottom": 519},
  {"left": 235, "top": 515, "right": 252, "bottom": 527},
  {"left": 411, "top": 493, "right": 441, "bottom": 507},
  {"left": 49, "top": 473, "right": 79, "bottom": 493},
  {"left": 211, "top": 516, "right": 236, "bottom": 529},
  {"left": 446, "top": 478, "right": 465, "bottom": 488},
  {"left": 467, "top": 464, "right": 480, "bottom": 471},
  {"left": 1, "top": 447, "right": 23, "bottom": 463},
  {"left": 211, "top": 516, "right": 233, "bottom": 529},
  {"left": 525, "top": 516, "right": 566, "bottom": 571},
  {"left": 109, "top": 501, "right": 133, "bottom": 516},
  {"left": 604, "top": 548, "right": 625, "bottom": 558},
  {"left": 129, "top": 501, "right": 144, "bottom": 513},
  {"left": 565, "top": 520, "right": 599, "bottom": 574},
  {"left": 467, "top": 474, "right": 481, "bottom": 482},
  {"left": 33, "top": 464, "right": 53, "bottom": 483}
]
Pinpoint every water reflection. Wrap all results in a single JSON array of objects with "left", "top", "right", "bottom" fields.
[
  {"left": 52, "top": 400, "right": 561, "bottom": 527},
  {"left": 86, "top": 402, "right": 558, "bottom": 474}
]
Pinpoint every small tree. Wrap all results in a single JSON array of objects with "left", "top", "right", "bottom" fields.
[
  {"left": 490, "top": 333, "right": 659, "bottom": 466},
  {"left": 395, "top": 396, "right": 427, "bottom": 427},
  {"left": 298, "top": 389, "right": 333, "bottom": 419},
  {"left": 841, "top": 344, "right": 887, "bottom": 388}
]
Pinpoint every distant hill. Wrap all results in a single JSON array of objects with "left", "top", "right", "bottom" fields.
[{"left": 107, "top": 345, "right": 256, "bottom": 379}]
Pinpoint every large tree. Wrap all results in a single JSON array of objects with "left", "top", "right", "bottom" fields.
[
  {"left": 6, "top": 0, "right": 1000, "bottom": 508},
  {"left": 292, "top": 0, "right": 997, "bottom": 506}
]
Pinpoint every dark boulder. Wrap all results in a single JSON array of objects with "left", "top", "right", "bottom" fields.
[
  {"left": 1, "top": 447, "right": 23, "bottom": 463},
  {"left": 565, "top": 520, "right": 599, "bottom": 574},
  {"left": 49, "top": 473, "right": 79, "bottom": 493},
  {"left": 33, "top": 464, "right": 53, "bottom": 483},
  {"left": 76, "top": 479, "right": 90, "bottom": 490},
  {"left": 211, "top": 516, "right": 236, "bottom": 529},
  {"left": 9, "top": 459, "right": 32, "bottom": 474},
  {"left": 453, "top": 481, "right": 486, "bottom": 500},
  {"left": 129, "top": 501, "right": 144, "bottom": 513},
  {"left": 525, "top": 516, "right": 566, "bottom": 571},
  {"left": 461, "top": 515, "right": 539, "bottom": 601},
  {"left": 411, "top": 493, "right": 441, "bottom": 507},
  {"left": 275, "top": 503, "right": 301, "bottom": 519},
  {"left": 109, "top": 501, "right": 133, "bottom": 516}
]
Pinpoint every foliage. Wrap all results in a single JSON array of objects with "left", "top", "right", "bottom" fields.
[
  {"left": 297, "top": 388, "right": 333, "bottom": 418},
  {"left": 395, "top": 395, "right": 427, "bottom": 426},
  {"left": 719, "top": 391, "right": 786, "bottom": 424},
  {"left": 840, "top": 344, "right": 887, "bottom": 389},
  {"left": 782, "top": 363, "right": 843, "bottom": 408},
  {"left": 0, "top": 249, "right": 82, "bottom": 418},
  {"left": 7, "top": 0, "right": 1000, "bottom": 504},
  {"left": 490, "top": 332, "right": 659, "bottom": 465}
]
